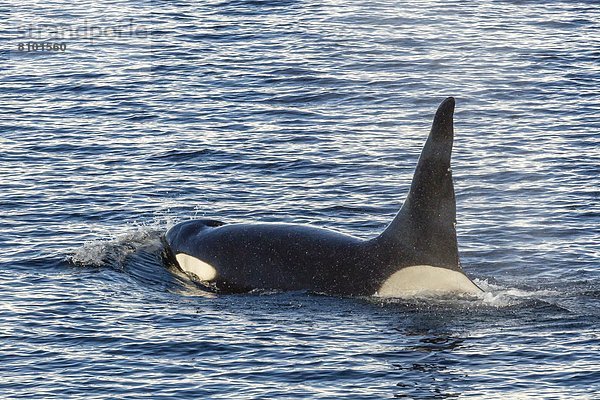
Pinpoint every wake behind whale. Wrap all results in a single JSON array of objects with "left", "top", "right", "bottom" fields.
[{"left": 162, "top": 97, "right": 483, "bottom": 297}]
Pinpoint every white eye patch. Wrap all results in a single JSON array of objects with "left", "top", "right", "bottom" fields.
[{"left": 175, "top": 254, "right": 218, "bottom": 282}]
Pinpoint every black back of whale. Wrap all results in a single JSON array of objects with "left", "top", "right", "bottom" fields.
[{"left": 165, "top": 97, "right": 467, "bottom": 295}]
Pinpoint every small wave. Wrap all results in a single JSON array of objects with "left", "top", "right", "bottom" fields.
[
  {"left": 67, "top": 219, "right": 215, "bottom": 297},
  {"left": 150, "top": 148, "right": 226, "bottom": 162},
  {"left": 474, "top": 279, "right": 561, "bottom": 307},
  {"left": 68, "top": 224, "right": 166, "bottom": 268}
]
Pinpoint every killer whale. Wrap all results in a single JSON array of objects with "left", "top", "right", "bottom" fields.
[{"left": 163, "top": 97, "right": 482, "bottom": 297}]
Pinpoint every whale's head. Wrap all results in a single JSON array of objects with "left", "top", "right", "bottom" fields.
[{"left": 162, "top": 219, "right": 225, "bottom": 281}]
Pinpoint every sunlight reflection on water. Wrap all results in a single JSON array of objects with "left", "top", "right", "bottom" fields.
[{"left": 1, "top": 0, "right": 599, "bottom": 398}]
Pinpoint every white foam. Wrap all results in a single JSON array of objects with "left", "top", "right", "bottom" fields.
[
  {"left": 69, "top": 224, "right": 164, "bottom": 267},
  {"left": 473, "top": 278, "right": 560, "bottom": 307}
]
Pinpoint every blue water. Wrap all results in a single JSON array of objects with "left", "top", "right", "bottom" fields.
[{"left": 1, "top": 0, "right": 599, "bottom": 398}]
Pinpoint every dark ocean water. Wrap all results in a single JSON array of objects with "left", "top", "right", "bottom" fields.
[{"left": 1, "top": 0, "right": 599, "bottom": 398}]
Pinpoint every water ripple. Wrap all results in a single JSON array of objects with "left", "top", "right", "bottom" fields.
[{"left": 1, "top": 0, "right": 599, "bottom": 398}]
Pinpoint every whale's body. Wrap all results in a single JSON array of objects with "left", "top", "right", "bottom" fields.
[{"left": 163, "top": 97, "right": 482, "bottom": 297}]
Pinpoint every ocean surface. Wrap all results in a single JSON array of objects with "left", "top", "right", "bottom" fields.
[{"left": 1, "top": 0, "right": 599, "bottom": 398}]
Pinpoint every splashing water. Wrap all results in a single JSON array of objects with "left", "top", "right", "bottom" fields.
[{"left": 69, "top": 225, "right": 165, "bottom": 268}]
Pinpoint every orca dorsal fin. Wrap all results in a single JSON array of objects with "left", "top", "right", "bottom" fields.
[{"left": 378, "top": 97, "right": 461, "bottom": 271}]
